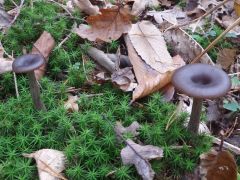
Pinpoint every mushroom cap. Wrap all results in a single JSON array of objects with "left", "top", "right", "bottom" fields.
[
  {"left": 12, "top": 54, "right": 44, "bottom": 73},
  {"left": 172, "top": 64, "right": 231, "bottom": 99}
]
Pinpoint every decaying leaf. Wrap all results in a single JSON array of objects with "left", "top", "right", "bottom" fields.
[
  {"left": 32, "top": 31, "right": 55, "bottom": 80},
  {"left": 147, "top": 7, "right": 186, "bottom": 25},
  {"left": 164, "top": 28, "right": 214, "bottom": 65},
  {"left": 64, "top": 94, "right": 79, "bottom": 112},
  {"left": 0, "top": 3, "right": 11, "bottom": 29},
  {"left": 125, "top": 35, "right": 185, "bottom": 101},
  {"left": 111, "top": 67, "right": 137, "bottom": 92},
  {"left": 74, "top": 7, "right": 132, "bottom": 42},
  {"left": 121, "top": 139, "right": 163, "bottom": 180},
  {"left": 200, "top": 149, "right": 237, "bottom": 180},
  {"left": 114, "top": 121, "right": 140, "bottom": 141},
  {"left": 23, "top": 149, "right": 67, "bottom": 180},
  {"left": 129, "top": 21, "right": 175, "bottom": 73},
  {"left": 131, "top": 0, "right": 159, "bottom": 16},
  {"left": 217, "top": 48, "right": 237, "bottom": 70},
  {"left": 72, "top": 0, "right": 100, "bottom": 15}
]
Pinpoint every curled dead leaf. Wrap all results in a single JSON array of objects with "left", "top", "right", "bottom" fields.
[
  {"left": 23, "top": 149, "right": 67, "bottom": 180},
  {"left": 111, "top": 67, "right": 137, "bottom": 92},
  {"left": 64, "top": 95, "right": 79, "bottom": 112},
  {"left": 32, "top": 31, "right": 55, "bottom": 80},
  {"left": 74, "top": 7, "right": 132, "bottom": 42},
  {"left": 125, "top": 35, "right": 185, "bottom": 102},
  {"left": 121, "top": 139, "right": 163, "bottom": 180}
]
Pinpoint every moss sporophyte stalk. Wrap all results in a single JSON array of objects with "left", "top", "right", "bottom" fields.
[{"left": 0, "top": 1, "right": 212, "bottom": 179}]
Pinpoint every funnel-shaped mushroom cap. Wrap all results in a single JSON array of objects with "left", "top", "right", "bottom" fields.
[
  {"left": 172, "top": 64, "right": 231, "bottom": 99},
  {"left": 13, "top": 54, "right": 44, "bottom": 73}
]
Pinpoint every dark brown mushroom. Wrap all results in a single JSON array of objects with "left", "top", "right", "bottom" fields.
[
  {"left": 13, "top": 54, "right": 46, "bottom": 111},
  {"left": 172, "top": 64, "right": 231, "bottom": 134}
]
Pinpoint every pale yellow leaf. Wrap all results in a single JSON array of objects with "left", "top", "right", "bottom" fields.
[
  {"left": 64, "top": 95, "right": 79, "bottom": 112},
  {"left": 72, "top": 0, "right": 99, "bottom": 15}
]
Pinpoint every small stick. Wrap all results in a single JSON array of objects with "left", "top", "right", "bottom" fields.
[
  {"left": 212, "top": 136, "right": 240, "bottom": 155},
  {"left": 13, "top": 72, "right": 19, "bottom": 98},
  {"left": 191, "top": 16, "right": 240, "bottom": 64}
]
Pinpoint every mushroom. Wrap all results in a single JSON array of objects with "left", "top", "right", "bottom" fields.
[
  {"left": 171, "top": 64, "right": 231, "bottom": 134},
  {"left": 12, "top": 54, "right": 46, "bottom": 111}
]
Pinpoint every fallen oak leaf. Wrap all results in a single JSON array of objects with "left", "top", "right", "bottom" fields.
[
  {"left": 111, "top": 67, "right": 137, "bottom": 92},
  {"left": 129, "top": 21, "right": 175, "bottom": 73},
  {"left": 23, "top": 149, "right": 67, "bottom": 180},
  {"left": 72, "top": 0, "right": 100, "bottom": 15},
  {"left": 114, "top": 121, "right": 140, "bottom": 141},
  {"left": 0, "top": 42, "right": 13, "bottom": 74},
  {"left": 32, "top": 31, "right": 55, "bottom": 80},
  {"left": 125, "top": 35, "right": 185, "bottom": 102},
  {"left": 200, "top": 149, "right": 237, "bottom": 180},
  {"left": 121, "top": 139, "right": 163, "bottom": 180},
  {"left": 74, "top": 7, "right": 132, "bottom": 42},
  {"left": 64, "top": 94, "right": 79, "bottom": 112}
]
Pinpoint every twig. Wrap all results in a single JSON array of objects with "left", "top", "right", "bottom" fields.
[
  {"left": 166, "top": 0, "right": 231, "bottom": 31},
  {"left": 7, "top": 0, "right": 25, "bottom": 28},
  {"left": 191, "top": 16, "right": 240, "bottom": 64},
  {"left": 82, "top": 54, "right": 89, "bottom": 81},
  {"left": 57, "top": 32, "right": 72, "bottom": 49},
  {"left": 229, "top": 72, "right": 240, "bottom": 76},
  {"left": 212, "top": 136, "right": 240, "bottom": 155},
  {"left": 46, "top": 0, "right": 73, "bottom": 18}
]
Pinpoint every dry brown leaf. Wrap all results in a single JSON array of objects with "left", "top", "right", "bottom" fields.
[
  {"left": 72, "top": 0, "right": 100, "bottom": 15},
  {"left": 64, "top": 94, "right": 79, "bottom": 112},
  {"left": 235, "top": 0, "right": 240, "bottom": 17},
  {"left": 159, "top": 0, "right": 172, "bottom": 7},
  {"left": 23, "top": 149, "right": 67, "bottom": 180},
  {"left": 200, "top": 149, "right": 237, "bottom": 180},
  {"left": 164, "top": 28, "right": 214, "bottom": 65},
  {"left": 131, "top": 0, "right": 159, "bottom": 16},
  {"left": 121, "top": 139, "right": 163, "bottom": 180},
  {"left": 111, "top": 67, "right": 137, "bottom": 92},
  {"left": 129, "top": 21, "right": 174, "bottom": 73},
  {"left": 32, "top": 31, "right": 55, "bottom": 80},
  {"left": 216, "top": 48, "right": 237, "bottom": 70},
  {"left": 125, "top": 35, "right": 185, "bottom": 101},
  {"left": 114, "top": 121, "right": 140, "bottom": 141},
  {"left": 74, "top": 7, "right": 132, "bottom": 42}
]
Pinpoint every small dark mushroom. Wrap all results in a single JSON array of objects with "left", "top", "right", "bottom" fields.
[
  {"left": 172, "top": 64, "right": 231, "bottom": 134},
  {"left": 13, "top": 54, "right": 46, "bottom": 111}
]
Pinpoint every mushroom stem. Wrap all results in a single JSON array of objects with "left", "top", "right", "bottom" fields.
[
  {"left": 27, "top": 71, "right": 46, "bottom": 111},
  {"left": 188, "top": 98, "right": 203, "bottom": 133}
]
